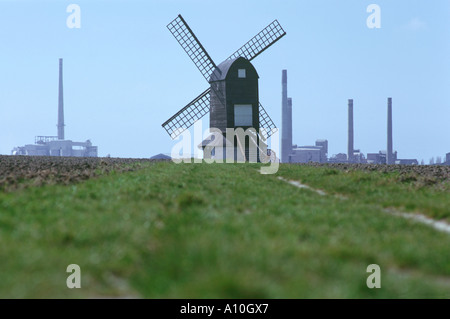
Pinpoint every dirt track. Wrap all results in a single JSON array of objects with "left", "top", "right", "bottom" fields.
[{"left": 0, "top": 155, "right": 165, "bottom": 192}]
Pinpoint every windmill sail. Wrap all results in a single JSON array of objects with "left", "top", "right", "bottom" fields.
[
  {"left": 167, "top": 15, "right": 217, "bottom": 82},
  {"left": 227, "top": 20, "right": 286, "bottom": 62},
  {"left": 162, "top": 15, "right": 285, "bottom": 139},
  {"left": 162, "top": 88, "right": 210, "bottom": 139},
  {"left": 258, "top": 103, "right": 278, "bottom": 139}
]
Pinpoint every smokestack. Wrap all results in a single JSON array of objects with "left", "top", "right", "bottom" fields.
[
  {"left": 281, "top": 70, "right": 290, "bottom": 163},
  {"left": 287, "top": 97, "right": 292, "bottom": 159},
  {"left": 57, "top": 58, "right": 65, "bottom": 140},
  {"left": 348, "top": 99, "right": 354, "bottom": 163},
  {"left": 387, "top": 97, "right": 393, "bottom": 165}
]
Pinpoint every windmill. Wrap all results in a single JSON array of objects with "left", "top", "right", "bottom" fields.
[{"left": 162, "top": 14, "right": 286, "bottom": 160}]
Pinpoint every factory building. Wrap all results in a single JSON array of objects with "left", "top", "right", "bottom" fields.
[
  {"left": 396, "top": 159, "right": 419, "bottom": 165},
  {"left": 289, "top": 146, "right": 322, "bottom": 163},
  {"left": 366, "top": 151, "right": 418, "bottom": 165},
  {"left": 12, "top": 137, "right": 97, "bottom": 157},
  {"left": 367, "top": 151, "right": 388, "bottom": 164},
  {"left": 289, "top": 139, "right": 328, "bottom": 163},
  {"left": 328, "top": 153, "right": 347, "bottom": 163},
  {"left": 11, "top": 59, "right": 98, "bottom": 157},
  {"left": 352, "top": 149, "right": 366, "bottom": 164}
]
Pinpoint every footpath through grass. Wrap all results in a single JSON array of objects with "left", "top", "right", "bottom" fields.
[
  {"left": 278, "top": 164, "right": 450, "bottom": 221},
  {"left": 0, "top": 161, "right": 449, "bottom": 298}
]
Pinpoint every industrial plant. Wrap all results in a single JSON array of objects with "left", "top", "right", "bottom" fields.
[
  {"left": 11, "top": 59, "right": 98, "bottom": 157},
  {"left": 280, "top": 69, "right": 447, "bottom": 165}
]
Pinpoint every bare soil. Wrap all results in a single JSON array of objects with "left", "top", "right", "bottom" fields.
[
  {"left": 0, "top": 155, "right": 167, "bottom": 192},
  {"left": 294, "top": 162, "right": 450, "bottom": 187}
]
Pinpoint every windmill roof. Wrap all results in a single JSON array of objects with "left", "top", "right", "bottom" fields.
[
  {"left": 209, "top": 59, "right": 237, "bottom": 82},
  {"left": 209, "top": 57, "right": 258, "bottom": 82}
]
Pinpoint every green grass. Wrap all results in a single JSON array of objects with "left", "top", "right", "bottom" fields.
[
  {"left": 0, "top": 162, "right": 449, "bottom": 298},
  {"left": 278, "top": 165, "right": 450, "bottom": 220}
]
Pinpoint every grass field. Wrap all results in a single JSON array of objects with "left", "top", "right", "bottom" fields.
[{"left": 1, "top": 159, "right": 450, "bottom": 298}]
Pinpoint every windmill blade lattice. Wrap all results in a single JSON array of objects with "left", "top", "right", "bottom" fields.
[
  {"left": 162, "top": 88, "right": 211, "bottom": 139},
  {"left": 227, "top": 20, "right": 286, "bottom": 62},
  {"left": 259, "top": 103, "right": 278, "bottom": 139},
  {"left": 167, "top": 15, "right": 217, "bottom": 82}
]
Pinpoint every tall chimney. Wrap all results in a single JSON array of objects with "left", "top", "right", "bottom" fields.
[
  {"left": 281, "top": 70, "right": 290, "bottom": 163},
  {"left": 287, "top": 97, "right": 293, "bottom": 160},
  {"left": 387, "top": 97, "right": 393, "bottom": 165},
  {"left": 57, "top": 58, "right": 65, "bottom": 140},
  {"left": 347, "top": 99, "right": 354, "bottom": 163}
]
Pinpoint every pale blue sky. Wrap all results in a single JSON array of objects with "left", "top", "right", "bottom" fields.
[{"left": 0, "top": 0, "right": 449, "bottom": 162}]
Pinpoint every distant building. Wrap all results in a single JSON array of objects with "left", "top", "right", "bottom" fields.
[
  {"left": 366, "top": 150, "right": 417, "bottom": 165},
  {"left": 12, "top": 137, "right": 97, "bottom": 157},
  {"left": 396, "top": 159, "right": 419, "bottom": 165},
  {"left": 329, "top": 153, "right": 348, "bottom": 163},
  {"left": 289, "top": 139, "right": 328, "bottom": 163},
  {"left": 352, "top": 149, "right": 367, "bottom": 164},
  {"left": 367, "top": 151, "right": 388, "bottom": 165},
  {"left": 150, "top": 153, "right": 172, "bottom": 160},
  {"left": 438, "top": 152, "right": 450, "bottom": 166}
]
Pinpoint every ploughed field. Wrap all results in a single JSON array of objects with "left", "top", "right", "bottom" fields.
[
  {"left": 301, "top": 162, "right": 450, "bottom": 187},
  {"left": 0, "top": 155, "right": 162, "bottom": 192},
  {"left": 0, "top": 156, "right": 449, "bottom": 298}
]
